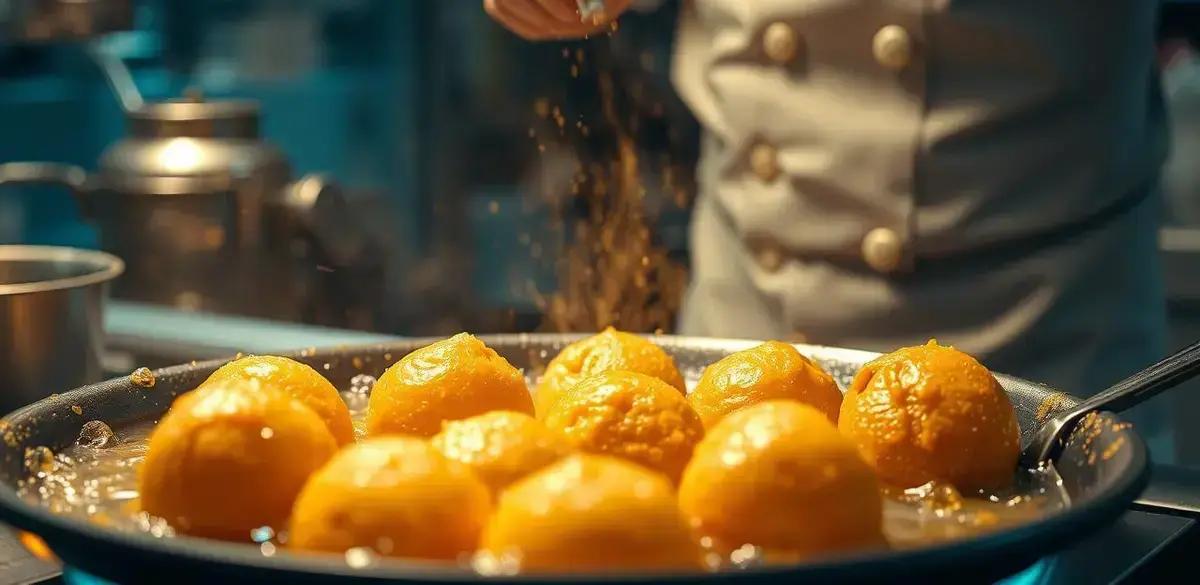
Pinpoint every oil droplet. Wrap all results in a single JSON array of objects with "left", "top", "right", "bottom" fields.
[
  {"left": 352, "top": 356, "right": 364, "bottom": 370},
  {"left": 251, "top": 526, "right": 275, "bottom": 543},
  {"left": 23, "top": 446, "right": 55, "bottom": 475},
  {"left": 130, "top": 368, "right": 156, "bottom": 388},
  {"left": 729, "top": 544, "right": 764, "bottom": 568},
  {"left": 471, "top": 550, "right": 521, "bottom": 576},
  {"left": 260, "top": 542, "right": 276, "bottom": 557},
  {"left": 77, "top": 420, "right": 116, "bottom": 449},
  {"left": 345, "top": 547, "right": 377, "bottom": 569},
  {"left": 260, "top": 428, "right": 275, "bottom": 440},
  {"left": 349, "top": 374, "right": 376, "bottom": 395}
]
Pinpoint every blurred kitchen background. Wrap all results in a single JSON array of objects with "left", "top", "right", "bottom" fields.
[{"left": 1, "top": 0, "right": 1199, "bottom": 462}]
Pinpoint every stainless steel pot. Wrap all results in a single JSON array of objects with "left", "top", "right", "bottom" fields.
[{"left": 0, "top": 246, "right": 122, "bottom": 414}]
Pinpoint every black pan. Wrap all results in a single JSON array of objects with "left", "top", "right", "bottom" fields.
[{"left": 0, "top": 335, "right": 1165, "bottom": 584}]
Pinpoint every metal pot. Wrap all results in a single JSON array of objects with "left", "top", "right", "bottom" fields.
[
  {"left": 0, "top": 95, "right": 370, "bottom": 323},
  {"left": 0, "top": 245, "right": 122, "bottom": 414}
]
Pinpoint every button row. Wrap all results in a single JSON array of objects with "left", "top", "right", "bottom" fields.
[
  {"left": 760, "top": 22, "right": 914, "bottom": 70},
  {"left": 754, "top": 228, "right": 903, "bottom": 275},
  {"left": 749, "top": 23, "right": 911, "bottom": 275}
]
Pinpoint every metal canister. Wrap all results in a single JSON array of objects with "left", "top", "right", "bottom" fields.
[
  {"left": 0, "top": 95, "right": 371, "bottom": 324},
  {"left": 89, "top": 98, "right": 300, "bottom": 317}
]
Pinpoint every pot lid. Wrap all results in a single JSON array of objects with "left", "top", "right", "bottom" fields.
[{"left": 127, "top": 93, "right": 260, "bottom": 139}]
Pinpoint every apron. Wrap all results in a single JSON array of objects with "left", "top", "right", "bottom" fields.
[{"left": 670, "top": 0, "right": 1173, "bottom": 458}]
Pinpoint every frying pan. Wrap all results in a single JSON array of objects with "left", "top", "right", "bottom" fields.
[{"left": 0, "top": 335, "right": 1174, "bottom": 584}]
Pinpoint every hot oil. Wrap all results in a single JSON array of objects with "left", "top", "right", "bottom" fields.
[
  {"left": 881, "top": 472, "right": 1068, "bottom": 549},
  {"left": 17, "top": 370, "right": 1069, "bottom": 568}
]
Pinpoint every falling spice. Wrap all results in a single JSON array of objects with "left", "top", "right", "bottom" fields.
[
  {"left": 535, "top": 70, "right": 687, "bottom": 334},
  {"left": 1034, "top": 393, "right": 1072, "bottom": 424}
]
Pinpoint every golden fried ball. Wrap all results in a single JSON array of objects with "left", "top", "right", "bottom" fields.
[
  {"left": 535, "top": 327, "right": 685, "bottom": 417},
  {"left": 432, "top": 411, "right": 571, "bottom": 496},
  {"left": 203, "top": 354, "right": 355, "bottom": 446},
  {"left": 839, "top": 340, "right": 1020, "bottom": 490},
  {"left": 289, "top": 437, "right": 491, "bottom": 559},
  {"left": 482, "top": 454, "right": 699, "bottom": 572},
  {"left": 542, "top": 370, "right": 704, "bottom": 483},
  {"left": 688, "top": 341, "right": 842, "bottom": 428},
  {"left": 679, "top": 400, "right": 885, "bottom": 560},
  {"left": 139, "top": 379, "right": 338, "bottom": 540},
  {"left": 366, "top": 333, "right": 534, "bottom": 437}
]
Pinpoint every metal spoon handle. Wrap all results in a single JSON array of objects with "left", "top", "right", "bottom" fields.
[
  {"left": 1069, "top": 338, "right": 1200, "bottom": 418},
  {"left": 1021, "top": 338, "right": 1200, "bottom": 468}
]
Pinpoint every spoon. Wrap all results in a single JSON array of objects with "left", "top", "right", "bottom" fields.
[{"left": 1019, "top": 338, "right": 1200, "bottom": 469}]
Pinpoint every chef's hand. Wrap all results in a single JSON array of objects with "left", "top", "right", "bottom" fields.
[{"left": 484, "top": 0, "right": 632, "bottom": 40}]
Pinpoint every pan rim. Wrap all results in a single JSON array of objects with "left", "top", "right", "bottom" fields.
[
  {"left": 0, "top": 334, "right": 1151, "bottom": 582},
  {"left": 0, "top": 245, "right": 124, "bottom": 296}
]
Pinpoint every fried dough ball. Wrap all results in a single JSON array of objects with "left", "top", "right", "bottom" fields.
[
  {"left": 688, "top": 341, "right": 842, "bottom": 428},
  {"left": 839, "top": 340, "right": 1020, "bottom": 490},
  {"left": 139, "top": 379, "right": 338, "bottom": 539},
  {"left": 290, "top": 437, "right": 491, "bottom": 559},
  {"left": 367, "top": 333, "right": 534, "bottom": 437},
  {"left": 482, "top": 454, "right": 699, "bottom": 572},
  {"left": 432, "top": 411, "right": 571, "bottom": 496},
  {"left": 536, "top": 328, "right": 685, "bottom": 416},
  {"left": 542, "top": 370, "right": 704, "bottom": 483},
  {"left": 203, "top": 355, "right": 354, "bottom": 446},
  {"left": 679, "top": 401, "right": 885, "bottom": 560}
]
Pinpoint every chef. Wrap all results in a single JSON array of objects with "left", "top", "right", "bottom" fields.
[{"left": 484, "top": 0, "right": 1174, "bottom": 458}]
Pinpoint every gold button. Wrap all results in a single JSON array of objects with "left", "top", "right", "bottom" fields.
[
  {"left": 873, "top": 25, "right": 913, "bottom": 70},
  {"left": 763, "top": 22, "right": 799, "bottom": 64},
  {"left": 749, "top": 142, "right": 781, "bottom": 182},
  {"left": 862, "top": 227, "right": 904, "bottom": 273},
  {"left": 756, "top": 243, "right": 785, "bottom": 273}
]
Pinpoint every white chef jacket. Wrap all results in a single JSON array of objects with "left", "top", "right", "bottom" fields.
[{"left": 669, "top": 0, "right": 1173, "bottom": 456}]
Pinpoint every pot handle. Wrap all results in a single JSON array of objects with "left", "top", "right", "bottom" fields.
[
  {"left": 0, "top": 162, "right": 93, "bottom": 216},
  {"left": 0, "top": 162, "right": 89, "bottom": 191},
  {"left": 280, "top": 174, "right": 370, "bottom": 268},
  {"left": 1132, "top": 464, "right": 1200, "bottom": 518}
]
